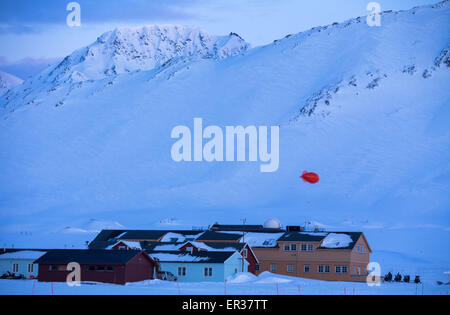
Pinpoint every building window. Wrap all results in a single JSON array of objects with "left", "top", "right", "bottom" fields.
[
  {"left": 335, "top": 266, "right": 348, "bottom": 274},
  {"left": 353, "top": 266, "right": 356, "bottom": 274},
  {"left": 49, "top": 265, "right": 57, "bottom": 271},
  {"left": 318, "top": 265, "right": 330, "bottom": 273},
  {"left": 118, "top": 246, "right": 127, "bottom": 250},
  {"left": 178, "top": 267, "right": 186, "bottom": 277},
  {"left": 270, "top": 264, "right": 277, "bottom": 273},
  {"left": 107, "top": 266, "right": 115, "bottom": 272},
  {"left": 28, "top": 264, "right": 34, "bottom": 273},
  {"left": 255, "top": 264, "right": 260, "bottom": 272},
  {"left": 242, "top": 249, "right": 248, "bottom": 258},
  {"left": 204, "top": 267, "right": 213, "bottom": 277},
  {"left": 287, "top": 264, "right": 294, "bottom": 273},
  {"left": 358, "top": 267, "right": 361, "bottom": 275},
  {"left": 97, "top": 266, "right": 105, "bottom": 271},
  {"left": 12, "top": 263, "right": 19, "bottom": 273},
  {"left": 304, "top": 265, "right": 310, "bottom": 273},
  {"left": 88, "top": 266, "right": 95, "bottom": 271},
  {"left": 186, "top": 247, "right": 193, "bottom": 252},
  {"left": 284, "top": 244, "right": 297, "bottom": 251},
  {"left": 301, "top": 244, "right": 314, "bottom": 252}
]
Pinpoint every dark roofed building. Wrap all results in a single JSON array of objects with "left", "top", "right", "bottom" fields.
[
  {"left": 34, "top": 250, "right": 156, "bottom": 285},
  {"left": 88, "top": 230, "right": 127, "bottom": 249},
  {"left": 278, "top": 232, "right": 328, "bottom": 242},
  {"left": 195, "top": 231, "right": 243, "bottom": 242},
  {"left": 211, "top": 224, "right": 284, "bottom": 233},
  {"left": 120, "top": 230, "right": 202, "bottom": 242},
  {"left": 202, "top": 242, "right": 246, "bottom": 251},
  {"left": 119, "top": 230, "right": 169, "bottom": 241},
  {"left": 89, "top": 229, "right": 206, "bottom": 249},
  {"left": 141, "top": 241, "right": 183, "bottom": 251}
]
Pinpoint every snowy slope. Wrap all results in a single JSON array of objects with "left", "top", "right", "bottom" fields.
[
  {"left": 1, "top": 271, "right": 447, "bottom": 295},
  {"left": 0, "top": 70, "right": 23, "bottom": 96},
  {"left": 0, "top": 1, "right": 449, "bottom": 279}
]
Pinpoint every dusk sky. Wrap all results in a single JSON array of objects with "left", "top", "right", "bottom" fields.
[{"left": 0, "top": 0, "right": 437, "bottom": 79}]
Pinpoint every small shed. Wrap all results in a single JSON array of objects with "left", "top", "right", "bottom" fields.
[
  {"left": 34, "top": 250, "right": 156, "bottom": 285},
  {"left": 0, "top": 250, "right": 46, "bottom": 278},
  {"left": 149, "top": 250, "right": 248, "bottom": 282}
]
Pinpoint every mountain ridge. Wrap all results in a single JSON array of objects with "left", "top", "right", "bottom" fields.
[{"left": 0, "top": 70, "right": 23, "bottom": 96}]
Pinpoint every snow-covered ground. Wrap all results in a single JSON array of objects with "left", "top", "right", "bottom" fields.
[
  {"left": 0, "top": 70, "right": 23, "bottom": 96},
  {"left": 1, "top": 272, "right": 448, "bottom": 295}
]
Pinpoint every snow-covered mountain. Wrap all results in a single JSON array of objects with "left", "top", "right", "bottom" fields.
[
  {"left": 0, "top": 70, "right": 23, "bottom": 96},
  {"left": 0, "top": 2, "right": 449, "bottom": 277},
  {"left": 1, "top": 25, "right": 249, "bottom": 112},
  {"left": 31, "top": 25, "right": 249, "bottom": 83}
]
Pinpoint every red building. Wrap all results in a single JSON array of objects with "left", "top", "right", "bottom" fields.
[{"left": 34, "top": 250, "right": 156, "bottom": 285}]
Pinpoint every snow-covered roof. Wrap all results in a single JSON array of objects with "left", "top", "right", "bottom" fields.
[
  {"left": 149, "top": 251, "right": 237, "bottom": 263},
  {"left": 151, "top": 243, "right": 183, "bottom": 251},
  {"left": 107, "top": 240, "right": 142, "bottom": 250},
  {"left": 320, "top": 233, "right": 353, "bottom": 249},
  {"left": 240, "top": 233, "right": 285, "bottom": 248},
  {"left": 0, "top": 251, "right": 47, "bottom": 260},
  {"left": 181, "top": 241, "right": 216, "bottom": 251},
  {"left": 160, "top": 231, "right": 204, "bottom": 243},
  {"left": 149, "top": 252, "right": 210, "bottom": 263}
]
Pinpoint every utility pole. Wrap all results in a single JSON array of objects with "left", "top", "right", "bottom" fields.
[{"left": 241, "top": 218, "right": 246, "bottom": 272}]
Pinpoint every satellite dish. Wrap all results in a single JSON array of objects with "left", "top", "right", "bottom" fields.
[{"left": 264, "top": 218, "right": 281, "bottom": 229}]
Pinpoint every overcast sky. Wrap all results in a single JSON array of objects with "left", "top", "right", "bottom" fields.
[{"left": 0, "top": 0, "right": 438, "bottom": 78}]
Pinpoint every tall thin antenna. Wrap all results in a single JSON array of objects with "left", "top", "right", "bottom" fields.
[
  {"left": 241, "top": 218, "right": 247, "bottom": 272},
  {"left": 241, "top": 218, "right": 247, "bottom": 242}
]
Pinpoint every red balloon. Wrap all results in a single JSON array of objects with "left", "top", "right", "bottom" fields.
[{"left": 301, "top": 171, "right": 319, "bottom": 184}]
